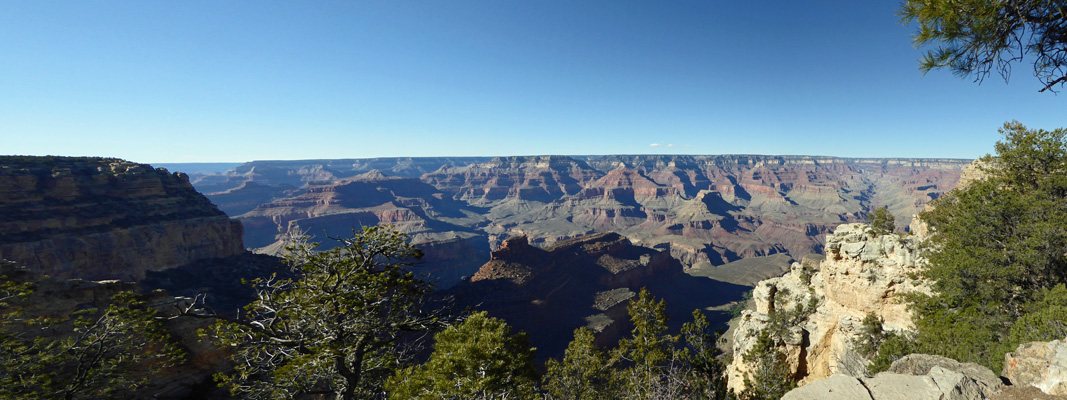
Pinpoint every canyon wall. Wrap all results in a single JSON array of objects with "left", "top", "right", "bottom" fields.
[
  {"left": 726, "top": 223, "right": 931, "bottom": 392},
  {"left": 445, "top": 232, "right": 749, "bottom": 360},
  {"left": 201, "top": 155, "right": 968, "bottom": 288},
  {"left": 0, "top": 157, "right": 244, "bottom": 281}
]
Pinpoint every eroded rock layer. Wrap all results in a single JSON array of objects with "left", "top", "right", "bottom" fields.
[
  {"left": 0, "top": 157, "right": 244, "bottom": 280},
  {"left": 209, "top": 155, "right": 968, "bottom": 283},
  {"left": 726, "top": 223, "right": 930, "bottom": 391}
]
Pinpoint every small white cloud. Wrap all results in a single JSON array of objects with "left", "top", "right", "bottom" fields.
[
  {"left": 666, "top": 144, "right": 675, "bottom": 148},
  {"left": 649, "top": 143, "right": 662, "bottom": 147}
]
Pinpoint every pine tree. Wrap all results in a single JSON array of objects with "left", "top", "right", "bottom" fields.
[
  {"left": 0, "top": 264, "right": 183, "bottom": 400},
  {"left": 208, "top": 226, "right": 447, "bottom": 400},
  {"left": 615, "top": 288, "right": 679, "bottom": 400},
  {"left": 544, "top": 327, "right": 619, "bottom": 400},
  {"left": 387, "top": 311, "right": 538, "bottom": 400},
  {"left": 681, "top": 310, "right": 729, "bottom": 400},
  {"left": 739, "top": 330, "right": 794, "bottom": 400},
  {"left": 915, "top": 121, "right": 1067, "bottom": 370},
  {"left": 866, "top": 207, "right": 895, "bottom": 234}
]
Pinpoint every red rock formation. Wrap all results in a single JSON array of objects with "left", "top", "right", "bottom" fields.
[{"left": 204, "top": 155, "right": 968, "bottom": 281}]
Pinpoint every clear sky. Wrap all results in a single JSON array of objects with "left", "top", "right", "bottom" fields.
[{"left": 1, "top": 1, "right": 1064, "bottom": 163}]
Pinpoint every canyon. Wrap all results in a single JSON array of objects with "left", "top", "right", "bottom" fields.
[
  {"left": 190, "top": 155, "right": 969, "bottom": 288},
  {"left": 446, "top": 232, "right": 749, "bottom": 359}
]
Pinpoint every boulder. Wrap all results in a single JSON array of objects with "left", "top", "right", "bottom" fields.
[
  {"left": 862, "top": 373, "right": 942, "bottom": 400},
  {"left": 783, "top": 354, "right": 1003, "bottom": 400},
  {"left": 888, "top": 354, "right": 1002, "bottom": 398},
  {"left": 781, "top": 374, "right": 872, "bottom": 400},
  {"left": 1002, "top": 339, "right": 1067, "bottom": 396}
]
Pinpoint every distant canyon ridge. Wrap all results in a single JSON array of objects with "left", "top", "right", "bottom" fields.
[{"left": 184, "top": 155, "right": 969, "bottom": 288}]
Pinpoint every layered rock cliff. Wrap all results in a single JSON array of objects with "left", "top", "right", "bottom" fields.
[
  {"left": 726, "top": 223, "right": 930, "bottom": 391},
  {"left": 213, "top": 155, "right": 968, "bottom": 287},
  {"left": 0, "top": 157, "right": 244, "bottom": 281},
  {"left": 235, "top": 170, "right": 489, "bottom": 288}
]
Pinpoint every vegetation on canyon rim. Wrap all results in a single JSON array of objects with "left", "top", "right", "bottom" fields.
[
  {"left": 2, "top": 1, "right": 1067, "bottom": 399},
  {"left": 209, "top": 225, "right": 735, "bottom": 400},
  {"left": 0, "top": 263, "right": 184, "bottom": 400},
  {"left": 902, "top": 121, "right": 1067, "bottom": 371}
]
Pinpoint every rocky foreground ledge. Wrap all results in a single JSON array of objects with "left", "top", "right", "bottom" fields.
[{"left": 728, "top": 221, "right": 1067, "bottom": 399}]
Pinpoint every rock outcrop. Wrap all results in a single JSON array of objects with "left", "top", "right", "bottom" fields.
[
  {"left": 0, "top": 157, "right": 244, "bottom": 281},
  {"left": 782, "top": 354, "right": 1002, "bottom": 400},
  {"left": 727, "top": 223, "right": 930, "bottom": 392},
  {"left": 1002, "top": 339, "right": 1067, "bottom": 396},
  {"left": 447, "top": 232, "right": 749, "bottom": 360}
]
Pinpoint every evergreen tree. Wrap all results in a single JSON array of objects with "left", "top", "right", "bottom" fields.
[
  {"left": 544, "top": 327, "right": 619, "bottom": 400},
  {"left": 899, "top": 0, "right": 1067, "bottom": 92},
  {"left": 615, "top": 288, "right": 678, "bottom": 400},
  {"left": 208, "top": 226, "right": 447, "bottom": 400},
  {"left": 915, "top": 121, "right": 1067, "bottom": 370},
  {"left": 739, "top": 330, "right": 794, "bottom": 400},
  {"left": 866, "top": 207, "right": 895, "bottom": 234},
  {"left": 544, "top": 292, "right": 729, "bottom": 400},
  {"left": 0, "top": 264, "right": 183, "bottom": 400},
  {"left": 387, "top": 311, "right": 538, "bottom": 400},
  {"left": 681, "top": 310, "right": 729, "bottom": 400}
]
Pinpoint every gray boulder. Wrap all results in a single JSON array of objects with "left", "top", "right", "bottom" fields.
[
  {"left": 1003, "top": 339, "right": 1067, "bottom": 396},
  {"left": 781, "top": 375, "right": 873, "bottom": 400},
  {"left": 888, "top": 354, "right": 1002, "bottom": 398},
  {"left": 782, "top": 354, "right": 1002, "bottom": 400},
  {"left": 862, "top": 373, "right": 942, "bottom": 400}
]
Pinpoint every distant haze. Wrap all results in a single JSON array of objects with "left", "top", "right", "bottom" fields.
[{"left": 154, "top": 163, "right": 243, "bottom": 174}]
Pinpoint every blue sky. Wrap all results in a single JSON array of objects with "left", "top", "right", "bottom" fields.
[{"left": 1, "top": 1, "right": 1064, "bottom": 163}]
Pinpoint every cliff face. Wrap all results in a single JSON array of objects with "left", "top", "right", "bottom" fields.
[
  {"left": 213, "top": 155, "right": 968, "bottom": 284},
  {"left": 234, "top": 170, "right": 490, "bottom": 288},
  {"left": 726, "top": 223, "right": 930, "bottom": 392},
  {"left": 445, "top": 232, "right": 750, "bottom": 360},
  {"left": 0, "top": 157, "right": 244, "bottom": 281}
]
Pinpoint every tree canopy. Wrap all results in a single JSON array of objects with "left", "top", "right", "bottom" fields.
[
  {"left": 0, "top": 264, "right": 183, "bottom": 400},
  {"left": 911, "top": 121, "right": 1067, "bottom": 370},
  {"left": 866, "top": 207, "right": 896, "bottom": 234},
  {"left": 386, "top": 311, "right": 539, "bottom": 400},
  {"left": 541, "top": 289, "right": 729, "bottom": 400},
  {"left": 900, "top": 0, "right": 1067, "bottom": 92},
  {"left": 208, "top": 226, "right": 447, "bottom": 400}
]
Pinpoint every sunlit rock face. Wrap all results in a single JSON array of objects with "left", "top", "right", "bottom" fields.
[
  {"left": 0, "top": 156, "right": 244, "bottom": 281},
  {"left": 214, "top": 155, "right": 968, "bottom": 282},
  {"left": 726, "top": 223, "right": 931, "bottom": 392}
]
